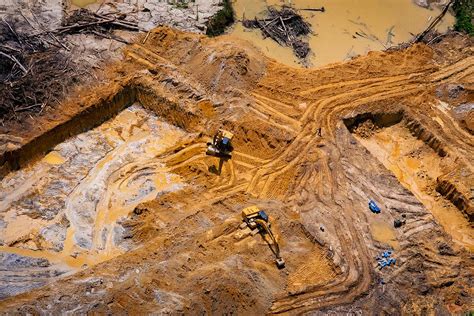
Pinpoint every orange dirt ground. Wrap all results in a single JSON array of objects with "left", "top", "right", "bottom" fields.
[{"left": 0, "top": 28, "right": 472, "bottom": 314}]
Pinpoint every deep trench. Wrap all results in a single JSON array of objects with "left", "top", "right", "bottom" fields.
[
  {"left": 344, "top": 110, "right": 471, "bottom": 221},
  {"left": 0, "top": 83, "right": 201, "bottom": 179}
]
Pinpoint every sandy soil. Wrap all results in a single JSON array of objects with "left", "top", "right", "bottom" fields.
[
  {"left": 0, "top": 25, "right": 472, "bottom": 314},
  {"left": 356, "top": 121, "right": 474, "bottom": 251}
]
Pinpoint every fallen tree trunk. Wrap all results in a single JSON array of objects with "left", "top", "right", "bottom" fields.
[
  {"left": 32, "top": 9, "right": 143, "bottom": 37},
  {"left": 300, "top": 7, "right": 325, "bottom": 12}
]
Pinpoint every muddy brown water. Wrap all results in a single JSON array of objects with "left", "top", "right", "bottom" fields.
[
  {"left": 71, "top": 0, "right": 98, "bottom": 8},
  {"left": 68, "top": 0, "right": 454, "bottom": 68},
  {"left": 0, "top": 105, "right": 187, "bottom": 273},
  {"left": 370, "top": 220, "right": 400, "bottom": 250},
  {"left": 231, "top": 0, "right": 455, "bottom": 67}
]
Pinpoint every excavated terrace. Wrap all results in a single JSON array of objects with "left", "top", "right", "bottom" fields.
[{"left": 0, "top": 27, "right": 472, "bottom": 314}]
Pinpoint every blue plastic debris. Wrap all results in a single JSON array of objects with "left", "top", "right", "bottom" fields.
[
  {"left": 376, "top": 250, "right": 396, "bottom": 269},
  {"left": 369, "top": 200, "right": 381, "bottom": 214}
]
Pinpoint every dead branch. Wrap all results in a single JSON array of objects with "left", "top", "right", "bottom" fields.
[
  {"left": 0, "top": 7, "right": 142, "bottom": 123},
  {"left": 0, "top": 18, "right": 80, "bottom": 123},
  {"left": 27, "top": 9, "right": 71, "bottom": 51},
  {"left": 54, "top": 17, "right": 116, "bottom": 34},
  {"left": 90, "top": 30, "right": 130, "bottom": 44},
  {"left": 1, "top": 18, "right": 22, "bottom": 44},
  {"left": 31, "top": 9, "right": 142, "bottom": 38},
  {"left": 300, "top": 7, "right": 325, "bottom": 12},
  {"left": 243, "top": 6, "right": 312, "bottom": 60},
  {"left": 414, "top": 0, "right": 454, "bottom": 43},
  {"left": 0, "top": 51, "right": 27, "bottom": 73},
  {"left": 142, "top": 30, "right": 151, "bottom": 44}
]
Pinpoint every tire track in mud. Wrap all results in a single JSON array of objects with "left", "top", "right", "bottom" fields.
[
  {"left": 156, "top": 51, "right": 472, "bottom": 312},
  {"left": 115, "top": 46, "right": 474, "bottom": 313},
  {"left": 1, "top": 32, "right": 472, "bottom": 313},
  {"left": 177, "top": 60, "right": 468, "bottom": 311},
  {"left": 274, "top": 62, "right": 470, "bottom": 313},
  {"left": 245, "top": 76, "right": 422, "bottom": 199}
]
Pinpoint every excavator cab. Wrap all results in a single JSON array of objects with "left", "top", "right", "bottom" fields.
[
  {"left": 206, "top": 129, "right": 234, "bottom": 158},
  {"left": 242, "top": 205, "right": 268, "bottom": 230},
  {"left": 241, "top": 206, "right": 285, "bottom": 269}
]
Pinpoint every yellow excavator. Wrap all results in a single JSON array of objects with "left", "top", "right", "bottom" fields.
[
  {"left": 206, "top": 129, "right": 234, "bottom": 175},
  {"left": 241, "top": 205, "right": 285, "bottom": 269},
  {"left": 206, "top": 129, "right": 234, "bottom": 158}
]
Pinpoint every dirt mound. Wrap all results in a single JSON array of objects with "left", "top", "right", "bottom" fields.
[
  {"left": 351, "top": 119, "right": 381, "bottom": 138},
  {"left": 133, "top": 27, "right": 266, "bottom": 94}
]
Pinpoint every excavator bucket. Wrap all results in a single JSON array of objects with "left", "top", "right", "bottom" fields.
[{"left": 276, "top": 258, "right": 285, "bottom": 269}]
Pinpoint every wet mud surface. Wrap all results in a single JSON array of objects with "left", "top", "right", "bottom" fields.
[
  {"left": 0, "top": 27, "right": 472, "bottom": 314},
  {"left": 0, "top": 104, "right": 186, "bottom": 298},
  {"left": 355, "top": 121, "right": 474, "bottom": 251}
]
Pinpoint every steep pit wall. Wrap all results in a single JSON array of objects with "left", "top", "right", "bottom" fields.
[
  {"left": 402, "top": 115, "right": 473, "bottom": 221},
  {"left": 343, "top": 111, "right": 404, "bottom": 134},
  {"left": 0, "top": 84, "right": 136, "bottom": 179},
  {"left": 0, "top": 76, "right": 206, "bottom": 180},
  {"left": 437, "top": 173, "right": 474, "bottom": 222},
  {"left": 405, "top": 117, "right": 448, "bottom": 157},
  {"left": 345, "top": 109, "right": 474, "bottom": 250},
  {"left": 136, "top": 83, "right": 201, "bottom": 132}
]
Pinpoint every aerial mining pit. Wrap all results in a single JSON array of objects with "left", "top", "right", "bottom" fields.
[{"left": 0, "top": 25, "right": 472, "bottom": 314}]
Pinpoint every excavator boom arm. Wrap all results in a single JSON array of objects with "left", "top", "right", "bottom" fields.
[{"left": 255, "top": 219, "right": 281, "bottom": 259}]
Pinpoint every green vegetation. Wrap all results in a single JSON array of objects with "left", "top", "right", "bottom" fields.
[
  {"left": 453, "top": 0, "right": 473, "bottom": 35},
  {"left": 172, "top": 0, "right": 194, "bottom": 9},
  {"left": 206, "top": 0, "right": 234, "bottom": 37},
  {"left": 173, "top": 0, "right": 187, "bottom": 9}
]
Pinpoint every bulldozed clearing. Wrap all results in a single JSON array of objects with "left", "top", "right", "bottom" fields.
[{"left": 0, "top": 26, "right": 473, "bottom": 314}]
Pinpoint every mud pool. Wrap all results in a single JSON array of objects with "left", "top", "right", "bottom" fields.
[
  {"left": 231, "top": 0, "right": 455, "bottom": 67},
  {"left": 0, "top": 104, "right": 187, "bottom": 297},
  {"left": 369, "top": 220, "right": 400, "bottom": 250},
  {"left": 71, "top": 0, "right": 98, "bottom": 8}
]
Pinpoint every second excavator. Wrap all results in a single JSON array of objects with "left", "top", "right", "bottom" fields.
[{"left": 240, "top": 205, "right": 285, "bottom": 269}]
